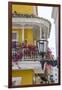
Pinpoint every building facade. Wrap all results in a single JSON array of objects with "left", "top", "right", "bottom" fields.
[
  {"left": 12, "top": 4, "right": 53, "bottom": 85},
  {"left": 51, "top": 7, "right": 59, "bottom": 59}
]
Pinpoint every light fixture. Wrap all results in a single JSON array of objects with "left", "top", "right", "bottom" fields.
[{"left": 37, "top": 40, "right": 48, "bottom": 59}]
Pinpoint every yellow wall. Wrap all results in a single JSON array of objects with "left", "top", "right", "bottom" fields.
[
  {"left": 12, "top": 4, "right": 33, "bottom": 14},
  {"left": 12, "top": 4, "right": 36, "bottom": 44},
  {"left": 18, "top": 29, "right": 22, "bottom": 44},
  {"left": 12, "top": 28, "right": 33, "bottom": 44},
  {"left": 24, "top": 28, "right": 33, "bottom": 44},
  {"left": 12, "top": 69, "right": 34, "bottom": 85}
]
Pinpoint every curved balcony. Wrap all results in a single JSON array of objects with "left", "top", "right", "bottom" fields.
[{"left": 12, "top": 14, "right": 51, "bottom": 38}]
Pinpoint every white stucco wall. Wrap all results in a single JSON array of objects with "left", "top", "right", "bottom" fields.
[{"left": 52, "top": 7, "right": 59, "bottom": 59}]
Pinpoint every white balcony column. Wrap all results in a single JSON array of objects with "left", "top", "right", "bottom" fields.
[
  {"left": 22, "top": 26, "right": 24, "bottom": 42},
  {"left": 40, "top": 26, "right": 42, "bottom": 40},
  {"left": 21, "top": 26, "right": 25, "bottom": 60}
]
